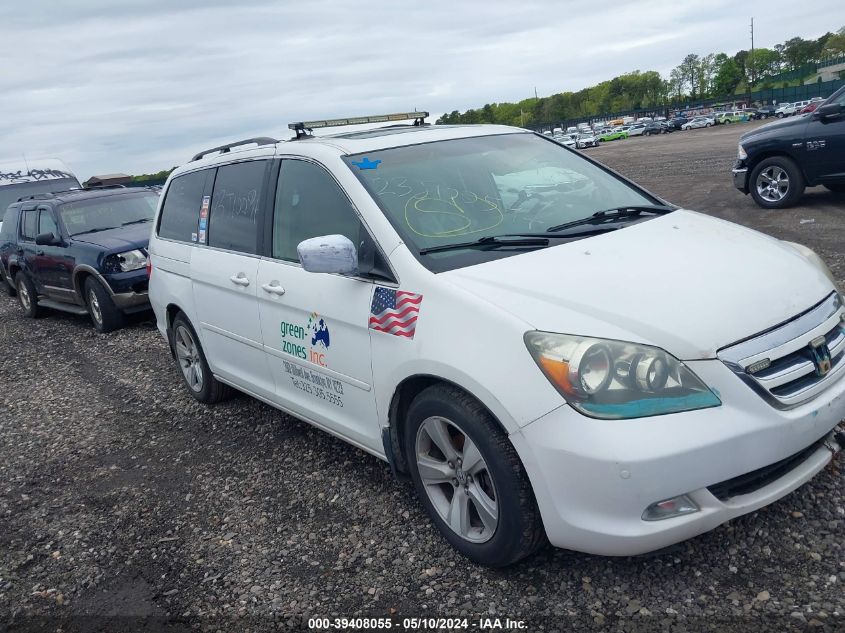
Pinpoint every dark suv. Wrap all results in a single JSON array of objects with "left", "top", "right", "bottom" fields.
[
  {"left": 0, "top": 187, "right": 159, "bottom": 332},
  {"left": 732, "top": 86, "right": 845, "bottom": 208}
]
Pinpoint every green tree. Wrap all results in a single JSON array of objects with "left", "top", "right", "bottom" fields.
[
  {"left": 822, "top": 27, "right": 845, "bottom": 57},
  {"left": 713, "top": 57, "right": 742, "bottom": 96}
]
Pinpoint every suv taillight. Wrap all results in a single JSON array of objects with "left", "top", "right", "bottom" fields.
[{"left": 146, "top": 256, "right": 152, "bottom": 279}]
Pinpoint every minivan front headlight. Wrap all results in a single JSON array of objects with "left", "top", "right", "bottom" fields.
[{"left": 524, "top": 332, "right": 721, "bottom": 419}]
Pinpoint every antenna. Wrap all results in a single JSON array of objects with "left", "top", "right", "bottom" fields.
[
  {"left": 22, "top": 153, "right": 30, "bottom": 174},
  {"left": 749, "top": 17, "right": 755, "bottom": 85}
]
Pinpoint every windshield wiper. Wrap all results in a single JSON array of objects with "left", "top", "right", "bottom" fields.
[
  {"left": 72, "top": 226, "right": 118, "bottom": 236},
  {"left": 419, "top": 234, "right": 551, "bottom": 255},
  {"left": 122, "top": 218, "right": 152, "bottom": 226},
  {"left": 547, "top": 204, "right": 675, "bottom": 233}
]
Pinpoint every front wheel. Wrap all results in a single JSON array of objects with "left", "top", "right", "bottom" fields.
[
  {"left": 705, "top": 122, "right": 712, "bottom": 127},
  {"left": 85, "top": 277, "right": 125, "bottom": 333},
  {"left": 405, "top": 384, "right": 546, "bottom": 567},
  {"left": 749, "top": 156, "right": 805, "bottom": 209}
]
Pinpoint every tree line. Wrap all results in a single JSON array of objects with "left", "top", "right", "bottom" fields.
[{"left": 437, "top": 27, "right": 845, "bottom": 127}]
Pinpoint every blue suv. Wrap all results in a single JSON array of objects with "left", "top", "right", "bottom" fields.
[{"left": 0, "top": 186, "right": 159, "bottom": 332}]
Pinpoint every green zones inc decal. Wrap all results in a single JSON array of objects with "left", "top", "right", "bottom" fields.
[{"left": 280, "top": 312, "right": 331, "bottom": 367}]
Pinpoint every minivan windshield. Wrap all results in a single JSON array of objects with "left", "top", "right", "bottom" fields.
[
  {"left": 59, "top": 192, "right": 159, "bottom": 236},
  {"left": 346, "top": 132, "right": 657, "bottom": 271}
]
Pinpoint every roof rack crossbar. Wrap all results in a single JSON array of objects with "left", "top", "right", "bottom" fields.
[
  {"left": 82, "top": 184, "right": 127, "bottom": 190},
  {"left": 191, "top": 137, "right": 278, "bottom": 162},
  {"left": 288, "top": 111, "right": 429, "bottom": 140}
]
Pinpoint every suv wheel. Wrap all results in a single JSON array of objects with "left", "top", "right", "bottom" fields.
[
  {"left": 85, "top": 277, "right": 125, "bottom": 333},
  {"left": 404, "top": 384, "right": 546, "bottom": 567},
  {"left": 750, "top": 157, "right": 805, "bottom": 209},
  {"left": 171, "top": 313, "right": 232, "bottom": 403},
  {"left": 15, "top": 272, "right": 39, "bottom": 318}
]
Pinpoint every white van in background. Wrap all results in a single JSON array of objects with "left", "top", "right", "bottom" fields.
[{"left": 0, "top": 159, "right": 81, "bottom": 231}]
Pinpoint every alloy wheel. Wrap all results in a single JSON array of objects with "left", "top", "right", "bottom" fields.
[
  {"left": 756, "top": 165, "right": 790, "bottom": 202},
  {"left": 174, "top": 324, "right": 204, "bottom": 392},
  {"left": 18, "top": 280, "right": 31, "bottom": 311},
  {"left": 415, "top": 416, "right": 498, "bottom": 543},
  {"left": 88, "top": 289, "right": 103, "bottom": 326}
]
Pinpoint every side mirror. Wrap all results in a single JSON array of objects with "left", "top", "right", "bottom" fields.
[
  {"left": 35, "top": 232, "right": 60, "bottom": 246},
  {"left": 297, "top": 234, "right": 358, "bottom": 275},
  {"left": 816, "top": 103, "right": 842, "bottom": 119}
]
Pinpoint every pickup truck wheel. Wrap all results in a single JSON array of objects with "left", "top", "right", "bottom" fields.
[
  {"left": 750, "top": 157, "right": 805, "bottom": 209},
  {"left": 405, "top": 384, "right": 546, "bottom": 567},
  {"left": 85, "top": 277, "right": 124, "bottom": 333},
  {"left": 171, "top": 313, "right": 232, "bottom": 404},
  {"left": 824, "top": 184, "right": 845, "bottom": 193},
  {"left": 15, "top": 272, "right": 39, "bottom": 318}
]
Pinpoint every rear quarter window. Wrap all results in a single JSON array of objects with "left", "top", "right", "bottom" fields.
[
  {"left": 207, "top": 160, "right": 269, "bottom": 255},
  {"left": 158, "top": 170, "right": 210, "bottom": 242}
]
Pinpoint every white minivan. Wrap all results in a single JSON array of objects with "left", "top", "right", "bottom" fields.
[{"left": 148, "top": 113, "right": 845, "bottom": 566}]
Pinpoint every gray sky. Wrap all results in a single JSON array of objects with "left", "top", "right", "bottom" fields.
[{"left": 0, "top": 0, "right": 839, "bottom": 179}]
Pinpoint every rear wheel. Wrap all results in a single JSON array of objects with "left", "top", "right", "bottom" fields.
[
  {"left": 750, "top": 156, "right": 805, "bottom": 209},
  {"left": 15, "top": 272, "right": 39, "bottom": 318},
  {"left": 1, "top": 267, "right": 16, "bottom": 297},
  {"left": 705, "top": 122, "right": 712, "bottom": 127},
  {"left": 404, "top": 384, "right": 546, "bottom": 567},
  {"left": 824, "top": 183, "right": 845, "bottom": 193},
  {"left": 171, "top": 313, "right": 232, "bottom": 404}
]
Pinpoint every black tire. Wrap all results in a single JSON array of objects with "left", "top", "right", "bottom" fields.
[
  {"left": 1, "top": 267, "right": 16, "bottom": 297},
  {"left": 404, "top": 384, "right": 546, "bottom": 567},
  {"left": 749, "top": 156, "right": 806, "bottom": 209},
  {"left": 777, "top": 112, "right": 784, "bottom": 118},
  {"left": 84, "top": 276, "right": 125, "bottom": 333},
  {"left": 824, "top": 183, "right": 845, "bottom": 193},
  {"left": 170, "top": 313, "right": 232, "bottom": 404},
  {"left": 705, "top": 122, "right": 712, "bottom": 127},
  {"left": 15, "top": 272, "right": 39, "bottom": 318}
]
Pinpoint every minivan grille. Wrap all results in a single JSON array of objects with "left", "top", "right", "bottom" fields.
[{"left": 718, "top": 293, "right": 845, "bottom": 409}]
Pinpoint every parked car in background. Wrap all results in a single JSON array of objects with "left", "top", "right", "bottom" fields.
[
  {"left": 716, "top": 111, "right": 752, "bottom": 124},
  {"left": 681, "top": 116, "right": 713, "bottom": 130},
  {"left": 801, "top": 98, "right": 826, "bottom": 114},
  {"left": 626, "top": 122, "right": 648, "bottom": 136},
  {"left": 642, "top": 121, "right": 669, "bottom": 136},
  {"left": 733, "top": 85, "right": 845, "bottom": 208},
  {"left": 148, "top": 113, "right": 845, "bottom": 567},
  {"left": 598, "top": 128, "right": 628, "bottom": 141},
  {"left": 0, "top": 186, "right": 159, "bottom": 331},
  {"left": 775, "top": 103, "right": 797, "bottom": 118},
  {"left": 0, "top": 160, "right": 81, "bottom": 225},
  {"left": 576, "top": 131, "right": 598, "bottom": 148},
  {"left": 666, "top": 117, "right": 688, "bottom": 130},
  {"left": 755, "top": 106, "right": 778, "bottom": 119},
  {"left": 554, "top": 134, "right": 576, "bottom": 148}
]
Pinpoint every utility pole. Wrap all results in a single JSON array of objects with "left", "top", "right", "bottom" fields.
[
  {"left": 534, "top": 87, "right": 538, "bottom": 100},
  {"left": 749, "top": 17, "right": 755, "bottom": 85}
]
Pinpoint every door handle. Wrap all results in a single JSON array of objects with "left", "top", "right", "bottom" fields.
[
  {"left": 229, "top": 273, "right": 250, "bottom": 287},
  {"left": 261, "top": 281, "right": 286, "bottom": 296}
]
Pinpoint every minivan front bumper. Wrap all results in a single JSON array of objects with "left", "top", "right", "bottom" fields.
[{"left": 511, "top": 359, "right": 845, "bottom": 556}]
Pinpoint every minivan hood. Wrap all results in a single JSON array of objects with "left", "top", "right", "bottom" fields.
[
  {"left": 71, "top": 222, "right": 151, "bottom": 252},
  {"left": 441, "top": 210, "right": 834, "bottom": 360}
]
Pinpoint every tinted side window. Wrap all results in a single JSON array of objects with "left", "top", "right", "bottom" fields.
[
  {"left": 21, "top": 209, "right": 37, "bottom": 240},
  {"left": 38, "top": 209, "right": 59, "bottom": 237},
  {"left": 207, "top": 161, "right": 267, "bottom": 254},
  {"left": 158, "top": 170, "right": 208, "bottom": 242},
  {"left": 273, "top": 160, "right": 362, "bottom": 262}
]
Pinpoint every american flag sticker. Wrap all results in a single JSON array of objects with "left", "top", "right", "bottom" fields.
[{"left": 369, "top": 287, "right": 423, "bottom": 339}]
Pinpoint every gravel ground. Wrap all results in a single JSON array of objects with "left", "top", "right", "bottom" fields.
[{"left": 1, "top": 121, "right": 844, "bottom": 633}]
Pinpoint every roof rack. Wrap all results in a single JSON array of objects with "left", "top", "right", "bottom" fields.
[
  {"left": 288, "top": 111, "right": 429, "bottom": 139},
  {"left": 191, "top": 137, "right": 278, "bottom": 162},
  {"left": 16, "top": 193, "right": 58, "bottom": 202},
  {"left": 82, "top": 183, "right": 127, "bottom": 190}
]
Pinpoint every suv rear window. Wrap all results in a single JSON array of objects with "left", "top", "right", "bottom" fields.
[
  {"left": 158, "top": 170, "right": 209, "bottom": 242},
  {"left": 207, "top": 160, "right": 268, "bottom": 254}
]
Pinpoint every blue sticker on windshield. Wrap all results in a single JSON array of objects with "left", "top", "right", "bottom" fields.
[{"left": 352, "top": 157, "right": 381, "bottom": 170}]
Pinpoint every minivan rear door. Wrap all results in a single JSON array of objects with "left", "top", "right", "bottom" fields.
[{"left": 190, "top": 160, "right": 275, "bottom": 397}]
